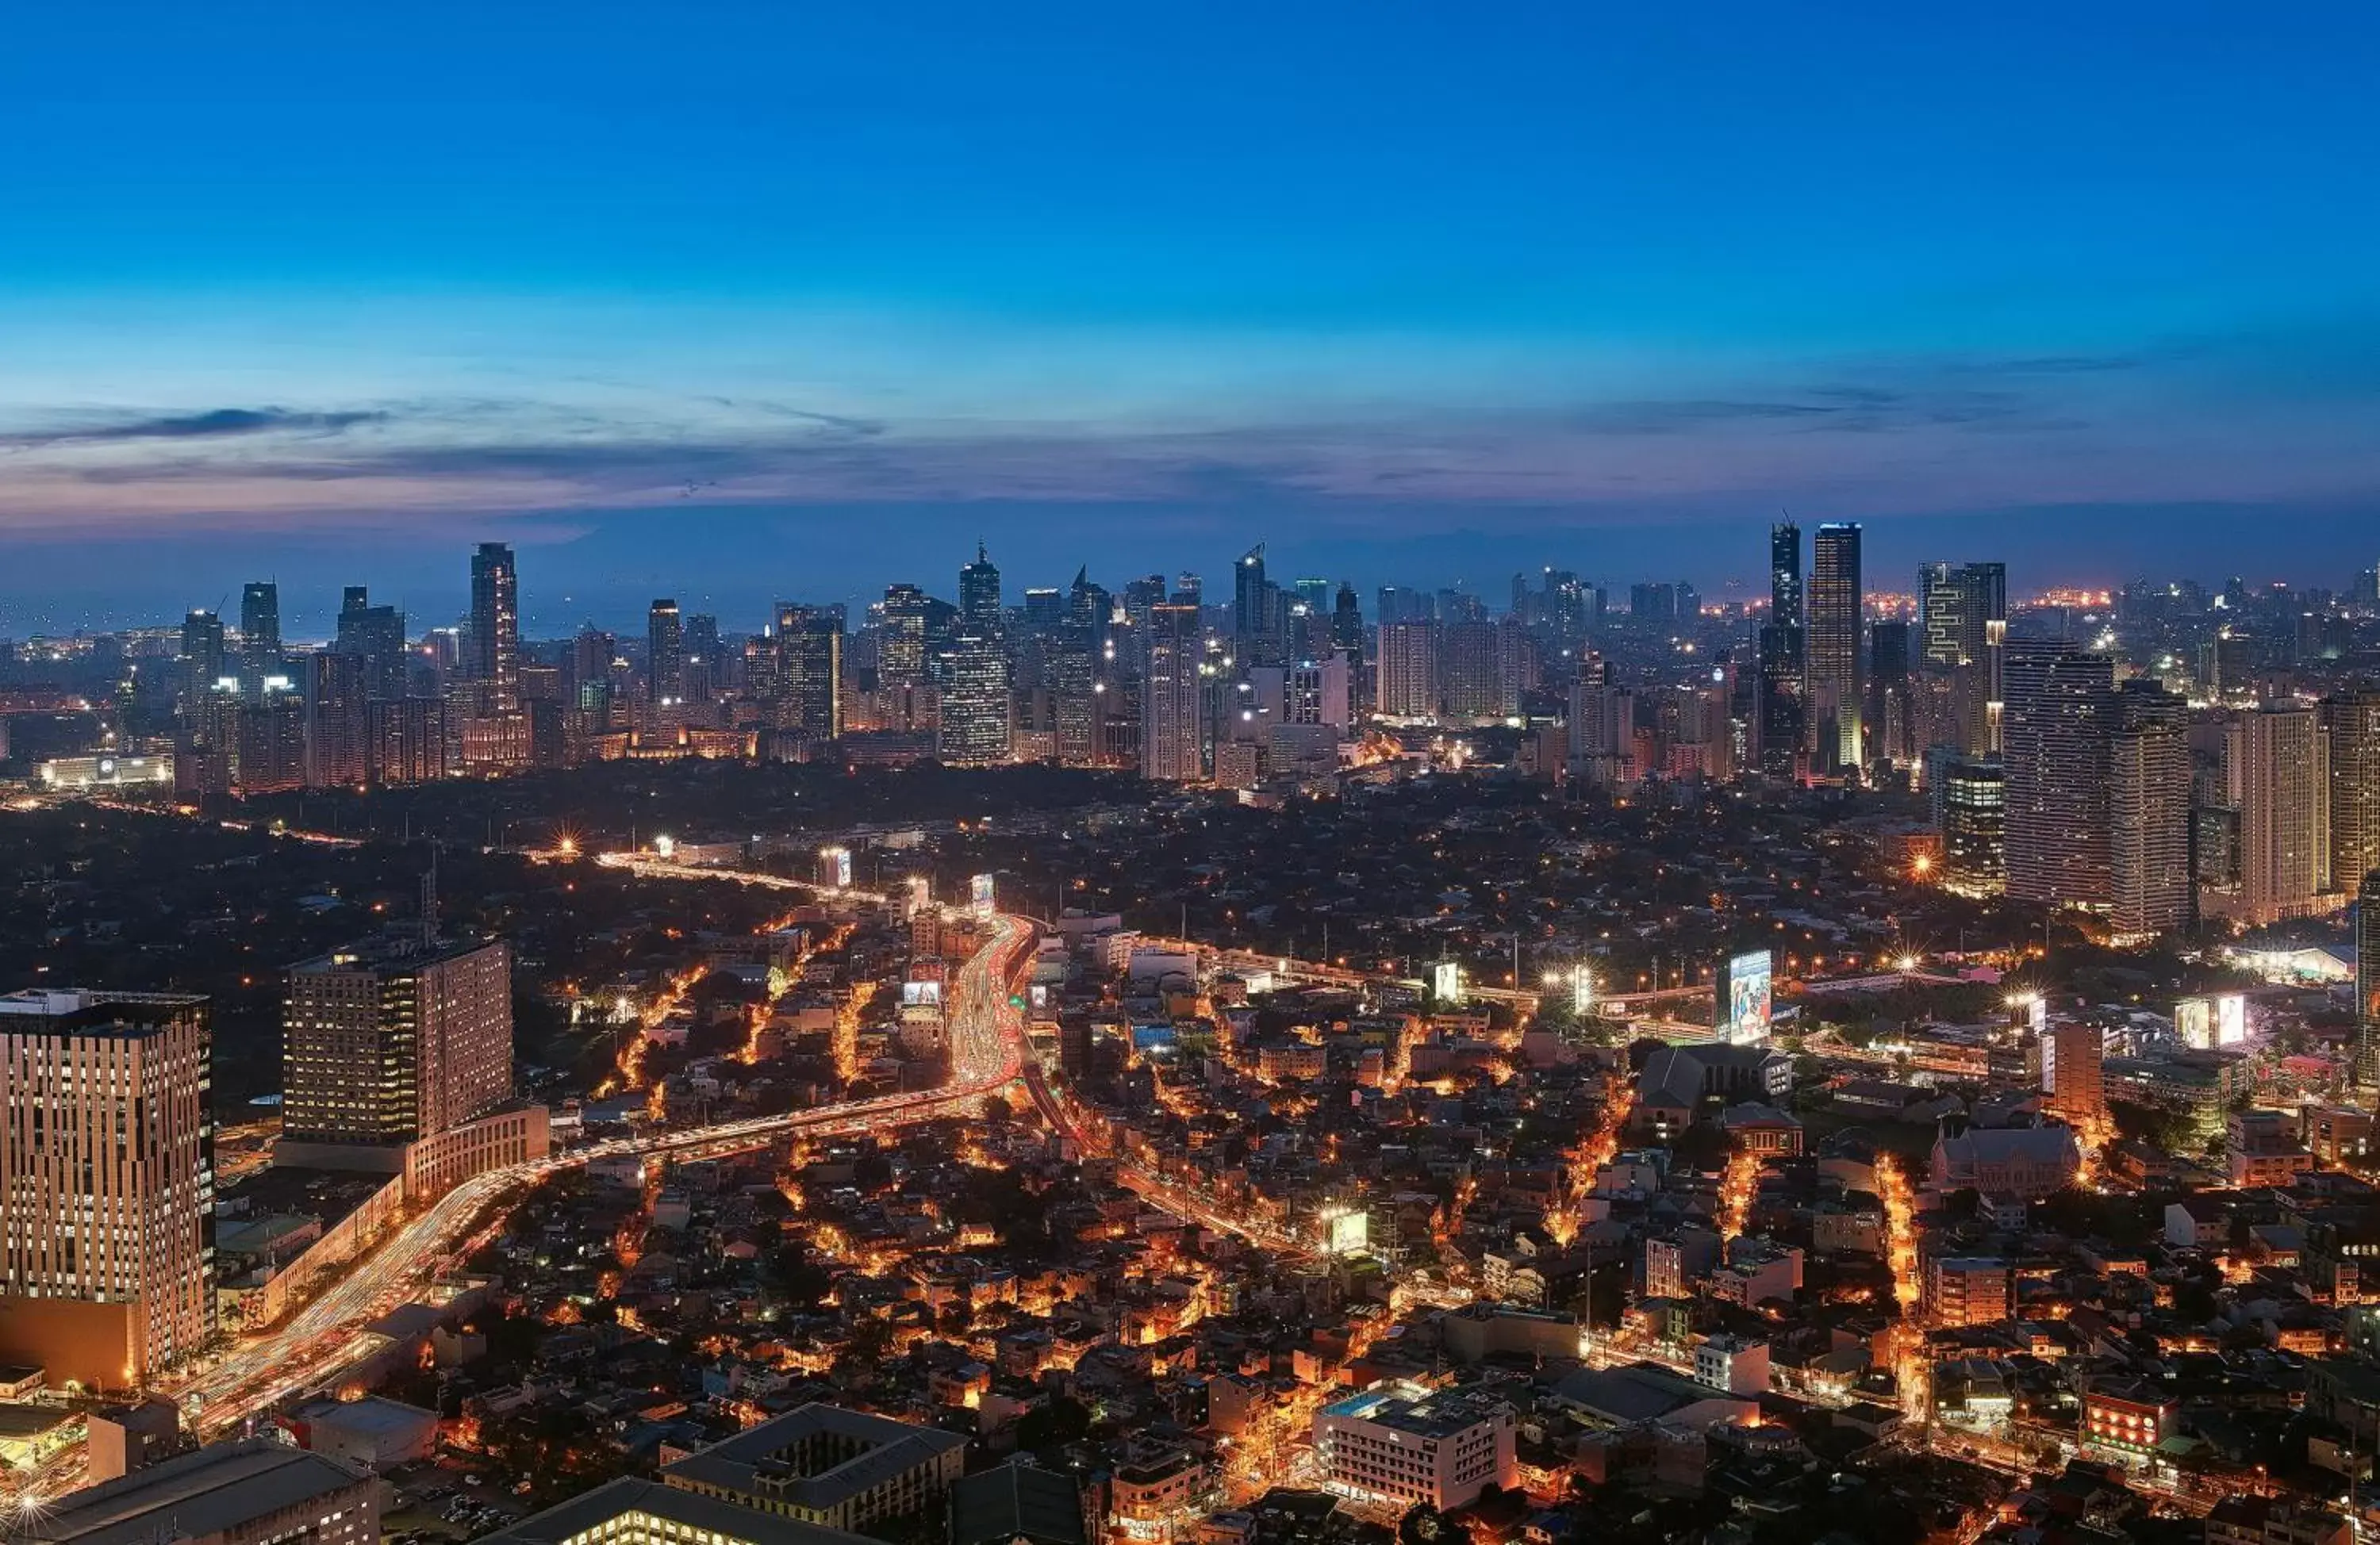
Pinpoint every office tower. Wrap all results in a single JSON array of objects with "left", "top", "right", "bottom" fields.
[
  {"left": 1868, "top": 619, "right": 1913, "bottom": 770},
  {"left": 771, "top": 604, "right": 843, "bottom": 742},
  {"left": 0, "top": 988, "right": 214, "bottom": 1387},
  {"left": 2002, "top": 641, "right": 2117, "bottom": 907},
  {"left": 1938, "top": 756, "right": 2006, "bottom": 896},
  {"left": 180, "top": 608, "right": 227, "bottom": 709},
  {"left": 684, "top": 613, "right": 721, "bottom": 702},
  {"left": 1809, "top": 523, "right": 1864, "bottom": 775},
  {"left": 878, "top": 584, "right": 931, "bottom": 690},
  {"left": 2108, "top": 683, "right": 2193, "bottom": 939},
  {"left": 1050, "top": 629, "right": 1099, "bottom": 765},
  {"left": 1234, "top": 542, "right": 1279, "bottom": 665},
  {"left": 238, "top": 581, "right": 283, "bottom": 689},
  {"left": 302, "top": 651, "right": 372, "bottom": 789},
  {"left": 1376, "top": 620, "right": 1438, "bottom": 718},
  {"left": 1376, "top": 585, "right": 1427, "bottom": 626},
  {"left": 468, "top": 542, "right": 520, "bottom": 698},
  {"left": 937, "top": 632, "right": 1012, "bottom": 766},
  {"left": 958, "top": 542, "right": 1002, "bottom": 631},
  {"left": 2358, "top": 872, "right": 2380, "bottom": 1091},
  {"left": 368, "top": 698, "right": 447, "bottom": 786},
  {"left": 1437, "top": 619, "right": 1507, "bottom": 719},
  {"left": 1630, "top": 582, "right": 1676, "bottom": 623},
  {"left": 1918, "top": 562, "right": 2008, "bottom": 757},
  {"left": 1293, "top": 575, "right": 1331, "bottom": 641},
  {"left": 1331, "top": 584, "right": 1365, "bottom": 657},
  {"left": 1142, "top": 601, "right": 1205, "bottom": 780},
  {"left": 281, "top": 934, "right": 512, "bottom": 1166},
  {"left": 644, "top": 598, "right": 685, "bottom": 704},
  {"left": 1568, "top": 675, "right": 1637, "bottom": 787},
  {"left": 2327, "top": 688, "right": 2380, "bottom": 892},
  {"left": 1757, "top": 523, "right": 1805, "bottom": 777},
  {"left": 334, "top": 587, "right": 409, "bottom": 700},
  {"left": 2209, "top": 706, "right": 2332, "bottom": 925},
  {"left": 231, "top": 685, "right": 307, "bottom": 794},
  {"left": 1022, "top": 587, "right": 1064, "bottom": 639},
  {"left": 2044, "top": 1022, "right": 2105, "bottom": 1128}
]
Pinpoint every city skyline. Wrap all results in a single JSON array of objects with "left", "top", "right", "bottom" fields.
[{"left": 3, "top": 5, "right": 2378, "bottom": 624}]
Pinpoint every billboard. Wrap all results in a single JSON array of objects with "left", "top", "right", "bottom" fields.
[
  {"left": 1723, "top": 950, "right": 1773, "bottom": 1044},
  {"left": 1431, "top": 961, "right": 1464, "bottom": 1005},
  {"left": 970, "top": 872, "right": 996, "bottom": 918},
  {"left": 818, "top": 845, "right": 853, "bottom": 888},
  {"left": 900, "top": 980, "right": 943, "bottom": 1009},
  {"left": 2215, "top": 992, "right": 2247, "bottom": 1046},
  {"left": 1320, "top": 1206, "right": 1370, "bottom": 1257},
  {"left": 2175, "top": 996, "right": 2213, "bottom": 1049},
  {"left": 906, "top": 876, "right": 931, "bottom": 916},
  {"left": 1570, "top": 969, "right": 1595, "bottom": 1018}
]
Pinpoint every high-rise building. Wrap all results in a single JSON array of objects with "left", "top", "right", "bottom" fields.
[
  {"left": 958, "top": 542, "right": 1003, "bottom": 632},
  {"left": 1376, "top": 620, "right": 1438, "bottom": 718},
  {"left": 1938, "top": 755, "right": 2006, "bottom": 897},
  {"left": 2043, "top": 1021, "right": 2105, "bottom": 1129},
  {"left": 180, "top": 608, "right": 227, "bottom": 711},
  {"left": 769, "top": 604, "right": 843, "bottom": 743},
  {"left": 1758, "top": 523, "right": 1805, "bottom": 778},
  {"left": 1437, "top": 619, "right": 1507, "bottom": 719},
  {"left": 369, "top": 697, "right": 447, "bottom": 786},
  {"left": 683, "top": 613, "right": 722, "bottom": 703},
  {"left": 303, "top": 651, "right": 373, "bottom": 790},
  {"left": 1331, "top": 583, "right": 1365, "bottom": 657},
  {"left": 281, "top": 933, "right": 513, "bottom": 1166},
  {"left": 2357, "top": 872, "right": 2380, "bottom": 1091},
  {"left": 1234, "top": 543, "right": 1280, "bottom": 665},
  {"left": 231, "top": 685, "right": 308, "bottom": 794},
  {"left": 2002, "top": 642, "right": 2116, "bottom": 908},
  {"left": 2109, "top": 683, "right": 2193, "bottom": 939},
  {"left": 468, "top": 542, "right": 520, "bottom": 699},
  {"left": 335, "top": 587, "right": 409, "bottom": 700},
  {"left": 239, "top": 581, "right": 283, "bottom": 690},
  {"left": 2326, "top": 688, "right": 2380, "bottom": 895},
  {"left": 2209, "top": 706, "right": 2332, "bottom": 926},
  {"left": 878, "top": 585, "right": 931, "bottom": 691},
  {"left": 646, "top": 599, "right": 685, "bottom": 704},
  {"left": 1917, "top": 562, "right": 2007, "bottom": 757},
  {"left": 1868, "top": 619, "right": 1914, "bottom": 770},
  {"left": 1809, "top": 523, "right": 1863, "bottom": 775},
  {"left": 0, "top": 988, "right": 214, "bottom": 1388},
  {"left": 935, "top": 631, "right": 1012, "bottom": 767},
  {"left": 1142, "top": 601, "right": 1205, "bottom": 781}
]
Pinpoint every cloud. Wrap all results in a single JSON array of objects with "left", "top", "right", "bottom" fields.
[{"left": 0, "top": 405, "right": 392, "bottom": 450}]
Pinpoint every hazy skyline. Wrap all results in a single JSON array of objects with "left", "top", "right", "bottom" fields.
[{"left": 4, "top": 2, "right": 2376, "bottom": 628}]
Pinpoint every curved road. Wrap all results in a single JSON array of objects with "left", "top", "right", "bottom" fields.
[{"left": 161, "top": 911, "right": 1034, "bottom": 1436}]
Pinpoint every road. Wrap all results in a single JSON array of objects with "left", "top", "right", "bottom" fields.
[{"left": 151, "top": 908, "right": 1033, "bottom": 1442}]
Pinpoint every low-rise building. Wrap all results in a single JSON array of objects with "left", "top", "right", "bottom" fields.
[{"left": 1314, "top": 1381, "right": 1515, "bottom": 1512}]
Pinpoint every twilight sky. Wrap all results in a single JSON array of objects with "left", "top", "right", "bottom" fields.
[{"left": 2, "top": 2, "right": 2376, "bottom": 634}]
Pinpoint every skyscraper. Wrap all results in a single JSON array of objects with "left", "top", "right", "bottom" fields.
[
  {"left": 335, "top": 586, "right": 409, "bottom": 700},
  {"left": 468, "top": 542, "right": 520, "bottom": 698},
  {"left": 2326, "top": 688, "right": 2380, "bottom": 894},
  {"left": 1938, "top": 756, "right": 2006, "bottom": 897},
  {"left": 1809, "top": 522, "right": 1864, "bottom": 776},
  {"left": 770, "top": 604, "right": 843, "bottom": 743},
  {"left": 2109, "top": 683, "right": 2193, "bottom": 939},
  {"left": 2358, "top": 872, "right": 2380, "bottom": 1091},
  {"left": 958, "top": 542, "right": 1003, "bottom": 631},
  {"left": 2209, "top": 705, "right": 2332, "bottom": 926},
  {"left": 684, "top": 612, "right": 722, "bottom": 703},
  {"left": 1376, "top": 620, "right": 1438, "bottom": 719},
  {"left": 878, "top": 584, "right": 931, "bottom": 691},
  {"left": 281, "top": 933, "right": 513, "bottom": 1165},
  {"left": 1757, "top": 523, "right": 1805, "bottom": 778},
  {"left": 1437, "top": 619, "right": 1507, "bottom": 719},
  {"left": 239, "top": 581, "right": 283, "bottom": 689},
  {"left": 2002, "top": 641, "right": 2116, "bottom": 908},
  {"left": 646, "top": 599, "right": 685, "bottom": 703},
  {"left": 0, "top": 988, "right": 214, "bottom": 1387},
  {"left": 303, "top": 650, "right": 373, "bottom": 790},
  {"left": 1234, "top": 543, "right": 1279, "bottom": 665},
  {"left": 179, "top": 608, "right": 226, "bottom": 711},
  {"left": 1917, "top": 561, "right": 2007, "bottom": 757},
  {"left": 1142, "top": 600, "right": 1205, "bottom": 781}
]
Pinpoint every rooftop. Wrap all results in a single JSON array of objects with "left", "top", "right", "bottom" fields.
[
  {"left": 483, "top": 1478, "right": 880, "bottom": 1545},
  {"left": 22, "top": 1439, "right": 370, "bottom": 1545},
  {"left": 661, "top": 1402, "right": 966, "bottom": 1511}
]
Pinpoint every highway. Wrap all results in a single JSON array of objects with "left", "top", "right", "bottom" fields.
[{"left": 152, "top": 906, "right": 1033, "bottom": 1441}]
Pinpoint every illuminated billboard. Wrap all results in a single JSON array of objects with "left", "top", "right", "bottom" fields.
[
  {"left": 2175, "top": 996, "right": 2213, "bottom": 1049},
  {"left": 1431, "top": 961, "right": 1464, "bottom": 1005},
  {"left": 818, "top": 845, "right": 853, "bottom": 888},
  {"left": 2214, "top": 993, "right": 2247, "bottom": 1046},
  {"left": 970, "top": 872, "right": 996, "bottom": 918},
  {"left": 1320, "top": 1206, "right": 1370, "bottom": 1257},
  {"left": 1570, "top": 969, "right": 1595, "bottom": 1018},
  {"left": 1723, "top": 950, "right": 1773, "bottom": 1044}
]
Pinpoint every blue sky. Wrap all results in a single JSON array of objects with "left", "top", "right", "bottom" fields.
[{"left": 2, "top": 2, "right": 2375, "bottom": 632}]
